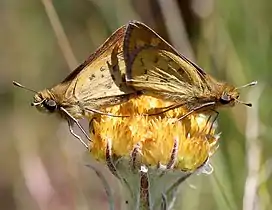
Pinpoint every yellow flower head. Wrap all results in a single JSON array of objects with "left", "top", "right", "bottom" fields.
[{"left": 89, "top": 95, "right": 218, "bottom": 172}]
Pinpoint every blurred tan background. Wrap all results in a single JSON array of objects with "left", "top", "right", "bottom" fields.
[{"left": 1, "top": 0, "right": 271, "bottom": 209}]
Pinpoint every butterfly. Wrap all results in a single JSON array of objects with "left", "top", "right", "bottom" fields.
[
  {"left": 13, "top": 24, "right": 138, "bottom": 148},
  {"left": 123, "top": 21, "right": 256, "bottom": 120}
]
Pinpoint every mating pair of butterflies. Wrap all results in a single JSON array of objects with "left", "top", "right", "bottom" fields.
[{"left": 13, "top": 21, "right": 256, "bottom": 147}]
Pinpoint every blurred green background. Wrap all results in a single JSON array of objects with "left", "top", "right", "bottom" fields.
[{"left": 1, "top": 0, "right": 271, "bottom": 209}]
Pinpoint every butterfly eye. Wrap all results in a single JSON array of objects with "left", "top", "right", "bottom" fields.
[
  {"left": 43, "top": 99, "right": 57, "bottom": 111},
  {"left": 220, "top": 93, "right": 231, "bottom": 104}
]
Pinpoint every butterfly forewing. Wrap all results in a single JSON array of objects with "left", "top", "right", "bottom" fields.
[
  {"left": 51, "top": 25, "right": 136, "bottom": 116},
  {"left": 123, "top": 21, "right": 209, "bottom": 103},
  {"left": 62, "top": 25, "right": 126, "bottom": 84}
]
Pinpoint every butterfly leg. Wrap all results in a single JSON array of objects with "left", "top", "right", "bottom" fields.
[
  {"left": 209, "top": 109, "right": 219, "bottom": 134},
  {"left": 74, "top": 119, "right": 92, "bottom": 142},
  {"left": 61, "top": 107, "right": 92, "bottom": 143},
  {"left": 177, "top": 102, "right": 216, "bottom": 121},
  {"left": 67, "top": 120, "right": 89, "bottom": 149},
  {"left": 204, "top": 114, "right": 212, "bottom": 128}
]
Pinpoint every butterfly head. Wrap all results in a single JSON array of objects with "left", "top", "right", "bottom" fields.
[
  {"left": 12, "top": 81, "right": 58, "bottom": 113},
  {"left": 219, "top": 89, "right": 239, "bottom": 107},
  {"left": 32, "top": 90, "right": 58, "bottom": 113},
  {"left": 218, "top": 81, "right": 257, "bottom": 108}
]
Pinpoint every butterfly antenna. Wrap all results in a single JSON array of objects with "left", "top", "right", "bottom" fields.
[
  {"left": 235, "top": 81, "right": 257, "bottom": 90},
  {"left": 13, "top": 81, "right": 38, "bottom": 94},
  {"left": 234, "top": 98, "right": 252, "bottom": 107}
]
